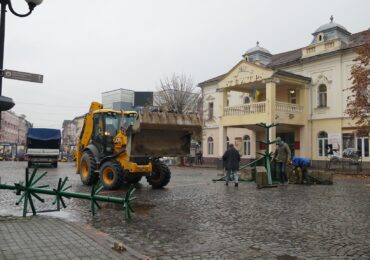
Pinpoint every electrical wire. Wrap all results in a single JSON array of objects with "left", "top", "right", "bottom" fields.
[{"left": 15, "top": 102, "right": 87, "bottom": 108}]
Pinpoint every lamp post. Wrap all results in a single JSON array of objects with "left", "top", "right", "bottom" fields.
[
  {"left": 0, "top": 0, "right": 43, "bottom": 98},
  {"left": 0, "top": 0, "right": 42, "bottom": 140}
]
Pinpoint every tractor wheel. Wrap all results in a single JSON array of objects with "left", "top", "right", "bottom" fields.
[
  {"left": 99, "top": 160, "right": 124, "bottom": 190},
  {"left": 79, "top": 151, "right": 98, "bottom": 185},
  {"left": 146, "top": 161, "right": 171, "bottom": 188},
  {"left": 124, "top": 174, "right": 143, "bottom": 184}
]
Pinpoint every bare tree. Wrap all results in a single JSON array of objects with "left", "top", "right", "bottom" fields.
[
  {"left": 345, "top": 34, "right": 370, "bottom": 135},
  {"left": 155, "top": 74, "right": 201, "bottom": 166},
  {"left": 155, "top": 74, "right": 201, "bottom": 113}
]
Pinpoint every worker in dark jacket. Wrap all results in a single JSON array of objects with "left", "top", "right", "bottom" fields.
[
  {"left": 272, "top": 137, "right": 291, "bottom": 185},
  {"left": 222, "top": 144, "right": 241, "bottom": 187}
]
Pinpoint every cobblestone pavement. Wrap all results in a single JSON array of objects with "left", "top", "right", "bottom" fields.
[
  {"left": 1, "top": 161, "right": 370, "bottom": 259},
  {"left": 0, "top": 215, "right": 140, "bottom": 259}
]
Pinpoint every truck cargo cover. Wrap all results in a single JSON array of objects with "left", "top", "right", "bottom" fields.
[{"left": 27, "top": 128, "right": 61, "bottom": 141}]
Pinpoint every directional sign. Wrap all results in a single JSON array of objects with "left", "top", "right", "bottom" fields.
[{"left": 2, "top": 69, "right": 43, "bottom": 83}]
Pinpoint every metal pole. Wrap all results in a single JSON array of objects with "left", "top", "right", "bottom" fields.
[
  {"left": 0, "top": 0, "right": 6, "bottom": 96},
  {"left": 0, "top": 1, "right": 6, "bottom": 133}
]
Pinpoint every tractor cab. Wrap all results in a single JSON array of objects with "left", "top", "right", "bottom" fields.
[{"left": 91, "top": 111, "right": 136, "bottom": 157}]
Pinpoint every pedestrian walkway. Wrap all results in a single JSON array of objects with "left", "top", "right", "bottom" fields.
[{"left": 0, "top": 215, "right": 144, "bottom": 259}]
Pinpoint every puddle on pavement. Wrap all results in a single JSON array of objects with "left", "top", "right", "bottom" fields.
[
  {"left": 79, "top": 201, "right": 156, "bottom": 217},
  {"left": 0, "top": 209, "right": 22, "bottom": 217},
  {"left": 133, "top": 203, "right": 155, "bottom": 216},
  {"left": 42, "top": 210, "right": 80, "bottom": 221},
  {"left": 0, "top": 208, "right": 81, "bottom": 223},
  {"left": 277, "top": 255, "right": 299, "bottom": 260}
]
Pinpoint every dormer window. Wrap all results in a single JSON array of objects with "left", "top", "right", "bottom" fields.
[{"left": 317, "top": 33, "right": 324, "bottom": 43}]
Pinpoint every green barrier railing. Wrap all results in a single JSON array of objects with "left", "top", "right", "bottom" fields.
[{"left": 0, "top": 167, "right": 136, "bottom": 220}]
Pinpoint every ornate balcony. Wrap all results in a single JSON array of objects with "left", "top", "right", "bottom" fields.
[
  {"left": 222, "top": 101, "right": 305, "bottom": 127},
  {"left": 275, "top": 101, "right": 303, "bottom": 114},
  {"left": 224, "top": 102, "right": 266, "bottom": 116}
]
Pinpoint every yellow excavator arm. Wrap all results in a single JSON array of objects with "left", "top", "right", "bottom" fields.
[{"left": 75, "top": 101, "right": 103, "bottom": 174}]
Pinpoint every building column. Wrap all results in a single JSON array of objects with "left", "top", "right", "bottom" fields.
[
  {"left": 299, "top": 83, "right": 311, "bottom": 157},
  {"left": 217, "top": 88, "right": 228, "bottom": 156},
  {"left": 218, "top": 126, "right": 227, "bottom": 157},
  {"left": 264, "top": 78, "right": 279, "bottom": 150},
  {"left": 217, "top": 88, "right": 228, "bottom": 117}
]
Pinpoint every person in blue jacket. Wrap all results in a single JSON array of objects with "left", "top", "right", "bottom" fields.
[{"left": 291, "top": 156, "right": 311, "bottom": 184}]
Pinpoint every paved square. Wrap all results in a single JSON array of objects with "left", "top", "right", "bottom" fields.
[{"left": 1, "top": 162, "right": 370, "bottom": 259}]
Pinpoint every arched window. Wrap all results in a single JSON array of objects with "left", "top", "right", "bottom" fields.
[
  {"left": 318, "top": 84, "right": 327, "bottom": 107},
  {"left": 243, "top": 96, "right": 250, "bottom": 104},
  {"left": 207, "top": 137, "right": 214, "bottom": 155},
  {"left": 318, "top": 131, "right": 328, "bottom": 157},
  {"left": 226, "top": 136, "right": 229, "bottom": 149},
  {"left": 243, "top": 135, "right": 251, "bottom": 156}
]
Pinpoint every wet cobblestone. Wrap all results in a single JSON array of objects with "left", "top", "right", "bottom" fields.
[{"left": 1, "top": 161, "right": 370, "bottom": 259}]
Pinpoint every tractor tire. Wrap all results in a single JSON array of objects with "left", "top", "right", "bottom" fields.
[
  {"left": 124, "top": 174, "right": 143, "bottom": 184},
  {"left": 146, "top": 161, "right": 171, "bottom": 188},
  {"left": 99, "top": 160, "right": 124, "bottom": 190},
  {"left": 79, "top": 151, "right": 98, "bottom": 185}
]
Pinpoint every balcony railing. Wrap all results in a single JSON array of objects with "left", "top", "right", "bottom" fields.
[
  {"left": 275, "top": 101, "right": 303, "bottom": 114},
  {"left": 224, "top": 102, "right": 266, "bottom": 116},
  {"left": 224, "top": 101, "right": 303, "bottom": 116}
]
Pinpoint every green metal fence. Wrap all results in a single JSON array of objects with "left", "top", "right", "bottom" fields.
[{"left": 0, "top": 167, "right": 136, "bottom": 220}]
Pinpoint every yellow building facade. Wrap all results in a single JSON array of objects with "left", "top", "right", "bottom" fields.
[{"left": 199, "top": 19, "right": 370, "bottom": 168}]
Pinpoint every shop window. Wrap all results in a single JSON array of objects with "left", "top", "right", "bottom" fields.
[
  {"left": 342, "top": 133, "right": 355, "bottom": 150},
  {"left": 208, "top": 102, "right": 214, "bottom": 120},
  {"left": 318, "top": 84, "right": 327, "bottom": 107},
  {"left": 318, "top": 131, "right": 328, "bottom": 157},
  {"left": 356, "top": 136, "right": 369, "bottom": 158},
  {"left": 207, "top": 137, "right": 214, "bottom": 155},
  {"left": 243, "top": 135, "right": 251, "bottom": 156}
]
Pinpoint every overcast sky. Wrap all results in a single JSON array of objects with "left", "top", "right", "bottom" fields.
[{"left": 2, "top": 0, "right": 369, "bottom": 129}]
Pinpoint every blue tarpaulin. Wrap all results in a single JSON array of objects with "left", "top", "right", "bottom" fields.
[{"left": 27, "top": 128, "right": 61, "bottom": 141}]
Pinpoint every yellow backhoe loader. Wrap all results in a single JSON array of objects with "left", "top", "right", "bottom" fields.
[{"left": 76, "top": 102, "right": 201, "bottom": 190}]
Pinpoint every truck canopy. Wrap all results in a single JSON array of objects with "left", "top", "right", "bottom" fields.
[
  {"left": 27, "top": 128, "right": 61, "bottom": 150},
  {"left": 27, "top": 128, "right": 61, "bottom": 141}
]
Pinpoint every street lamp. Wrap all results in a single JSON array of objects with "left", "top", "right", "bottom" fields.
[{"left": 0, "top": 0, "right": 43, "bottom": 111}]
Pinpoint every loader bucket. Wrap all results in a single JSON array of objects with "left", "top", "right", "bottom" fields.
[{"left": 129, "top": 111, "right": 202, "bottom": 157}]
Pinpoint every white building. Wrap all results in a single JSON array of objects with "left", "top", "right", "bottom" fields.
[
  {"left": 198, "top": 18, "right": 370, "bottom": 168},
  {"left": 102, "top": 88, "right": 135, "bottom": 110}
]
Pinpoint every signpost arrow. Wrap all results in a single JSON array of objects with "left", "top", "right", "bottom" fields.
[{"left": 2, "top": 69, "right": 43, "bottom": 83}]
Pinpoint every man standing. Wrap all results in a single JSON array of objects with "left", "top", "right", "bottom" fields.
[
  {"left": 273, "top": 137, "right": 291, "bottom": 185},
  {"left": 222, "top": 144, "right": 241, "bottom": 187}
]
